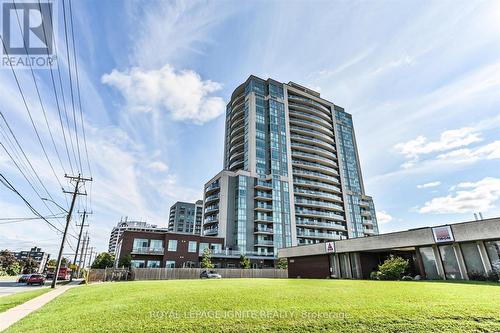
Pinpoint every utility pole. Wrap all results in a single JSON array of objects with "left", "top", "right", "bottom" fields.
[
  {"left": 82, "top": 235, "right": 90, "bottom": 270},
  {"left": 87, "top": 247, "right": 94, "bottom": 268},
  {"left": 77, "top": 232, "right": 87, "bottom": 276},
  {"left": 70, "top": 211, "right": 89, "bottom": 282},
  {"left": 51, "top": 174, "right": 91, "bottom": 289}
]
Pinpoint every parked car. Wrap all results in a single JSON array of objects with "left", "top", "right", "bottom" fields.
[
  {"left": 200, "top": 270, "right": 222, "bottom": 279},
  {"left": 27, "top": 274, "right": 45, "bottom": 286},
  {"left": 18, "top": 274, "right": 31, "bottom": 283}
]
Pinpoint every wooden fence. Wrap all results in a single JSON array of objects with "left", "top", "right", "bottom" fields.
[
  {"left": 86, "top": 268, "right": 288, "bottom": 282},
  {"left": 132, "top": 268, "right": 288, "bottom": 280}
]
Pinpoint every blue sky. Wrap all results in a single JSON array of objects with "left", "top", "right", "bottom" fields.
[{"left": 1, "top": 0, "right": 500, "bottom": 256}]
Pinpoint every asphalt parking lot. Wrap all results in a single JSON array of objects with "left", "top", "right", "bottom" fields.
[{"left": 0, "top": 277, "right": 49, "bottom": 297}]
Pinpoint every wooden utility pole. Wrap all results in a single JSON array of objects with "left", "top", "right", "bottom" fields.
[
  {"left": 51, "top": 174, "right": 91, "bottom": 289},
  {"left": 70, "top": 211, "right": 89, "bottom": 282}
]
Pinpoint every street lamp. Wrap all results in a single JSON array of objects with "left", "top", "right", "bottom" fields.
[{"left": 41, "top": 198, "right": 68, "bottom": 213}]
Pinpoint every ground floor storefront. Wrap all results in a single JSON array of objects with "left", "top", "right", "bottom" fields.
[{"left": 280, "top": 218, "right": 500, "bottom": 280}]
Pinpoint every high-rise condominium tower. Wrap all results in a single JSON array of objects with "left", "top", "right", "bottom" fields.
[{"left": 203, "top": 76, "right": 378, "bottom": 258}]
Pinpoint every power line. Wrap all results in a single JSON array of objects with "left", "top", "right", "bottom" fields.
[
  {"left": 62, "top": 0, "right": 82, "bottom": 173},
  {"left": 0, "top": 215, "right": 65, "bottom": 225},
  {"left": 36, "top": 0, "right": 75, "bottom": 176},
  {"left": 0, "top": 111, "right": 65, "bottom": 227},
  {"left": 11, "top": 0, "right": 67, "bottom": 181},
  {"left": 0, "top": 36, "right": 65, "bottom": 192},
  {"left": 0, "top": 173, "right": 65, "bottom": 234},
  {"left": 68, "top": 0, "right": 92, "bottom": 180}
]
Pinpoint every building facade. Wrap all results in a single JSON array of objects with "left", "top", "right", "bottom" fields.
[
  {"left": 278, "top": 217, "right": 500, "bottom": 280},
  {"left": 108, "top": 218, "right": 168, "bottom": 255},
  {"left": 114, "top": 230, "right": 245, "bottom": 268},
  {"left": 202, "top": 76, "right": 378, "bottom": 260},
  {"left": 13, "top": 247, "right": 50, "bottom": 274},
  {"left": 168, "top": 200, "right": 203, "bottom": 235}
]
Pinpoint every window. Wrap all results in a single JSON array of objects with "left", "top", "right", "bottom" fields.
[
  {"left": 147, "top": 260, "right": 160, "bottom": 268},
  {"left": 199, "top": 242, "right": 209, "bottom": 254},
  {"left": 133, "top": 238, "right": 148, "bottom": 249},
  {"left": 188, "top": 241, "right": 197, "bottom": 253},
  {"left": 167, "top": 240, "right": 178, "bottom": 251},
  {"left": 150, "top": 240, "right": 163, "bottom": 250},
  {"left": 419, "top": 247, "right": 439, "bottom": 279},
  {"left": 484, "top": 240, "right": 500, "bottom": 272},
  {"left": 131, "top": 260, "right": 145, "bottom": 268},
  {"left": 439, "top": 245, "right": 461, "bottom": 279},
  {"left": 460, "top": 243, "right": 485, "bottom": 275},
  {"left": 165, "top": 261, "right": 175, "bottom": 268},
  {"left": 211, "top": 243, "right": 222, "bottom": 253}
]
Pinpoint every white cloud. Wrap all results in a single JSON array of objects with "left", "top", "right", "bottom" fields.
[
  {"left": 436, "top": 140, "right": 500, "bottom": 163},
  {"left": 418, "top": 177, "right": 500, "bottom": 214},
  {"left": 417, "top": 181, "right": 441, "bottom": 189},
  {"left": 395, "top": 127, "right": 481, "bottom": 158},
  {"left": 376, "top": 210, "right": 393, "bottom": 225},
  {"left": 394, "top": 127, "right": 483, "bottom": 169},
  {"left": 102, "top": 65, "right": 225, "bottom": 124},
  {"left": 147, "top": 161, "right": 169, "bottom": 172}
]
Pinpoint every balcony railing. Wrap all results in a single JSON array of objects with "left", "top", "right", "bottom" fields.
[
  {"left": 296, "top": 231, "right": 342, "bottom": 239},
  {"left": 209, "top": 249, "right": 275, "bottom": 258},
  {"left": 131, "top": 247, "right": 164, "bottom": 255}
]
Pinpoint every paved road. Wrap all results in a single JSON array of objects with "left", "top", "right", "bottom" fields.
[
  {"left": 0, "top": 277, "right": 49, "bottom": 297},
  {"left": 0, "top": 280, "right": 81, "bottom": 331}
]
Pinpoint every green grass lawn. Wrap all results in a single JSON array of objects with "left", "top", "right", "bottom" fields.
[
  {"left": 0, "top": 288, "right": 50, "bottom": 313},
  {"left": 4, "top": 279, "right": 500, "bottom": 333}
]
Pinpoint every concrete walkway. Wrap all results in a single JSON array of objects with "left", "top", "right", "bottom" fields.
[{"left": 0, "top": 280, "right": 82, "bottom": 332}]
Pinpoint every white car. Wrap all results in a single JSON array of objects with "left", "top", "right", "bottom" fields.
[{"left": 200, "top": 270, "right": 222, "bottom": 279}]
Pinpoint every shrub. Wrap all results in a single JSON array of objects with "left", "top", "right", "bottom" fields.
[
  {"left": 276, "top": 258, "right": 288, "bottom": 269},
  {"left": 486, "top": 270, "right": 499, "bottom": 282},
  {"left": 468, "top": 271, "right": 487, "bottom": 281},
  {"left": 369, "top": 271, "right": 379, "bottom": 280},
  {"left": 378, "top": 255, "right": 408, "bottom": 280},
  {"left": 401, "top": 275, "right": 413, "bottom": 281}
]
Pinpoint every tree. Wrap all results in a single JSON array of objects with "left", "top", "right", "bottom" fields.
[
  {"left": 7, "top": 261, "right": 21, "bottom": 276},
  {"left": 61, "top": 257, "right": 71, "bottom": 267},
  {"left": 276, "top": 258, "right": 288, "bottom": 269},
  {"left": 118, "top": 255, "right": 131, "bottom": 268},
  {"left": 21, "top": 258, "right": 39, "bottom": 274},
  {"left": 0, "top": 250, "right": 17, "bottom": 270},
  {"left": 91, "top": 252, "right": 115, "bottom": 269},
  {"left": 377, "top": 255, "right": 408, "bottom": 280},
  {"left": 47, "top": 259, "right": 57, "bottom": 267},
  {"left": 200, "top": 248, "right": 214, "bottom": 269},
  {"left": 240, "top": 255, "right": 251, "bottom": 269}
]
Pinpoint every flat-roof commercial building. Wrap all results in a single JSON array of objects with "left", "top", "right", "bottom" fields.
[
  {"left": 108, "top": 218, "right": 168, "bottom": 255},
  {"left": 168, "top": 200, "right": 203, "bottom": 235},
  {"left": 114, "top": 230, "right": 276, "bottom": 269},
  {"left": 13, "top": 247, "right": 50, "bottom": 274},
  {"left": 278, "top": 217, "right": 500, "bottom": 280},
  {"left": 202, "top": 76, "right": 378, "bottom": 261}
]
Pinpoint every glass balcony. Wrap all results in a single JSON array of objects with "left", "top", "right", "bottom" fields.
[
  {"left": 294, "top": 187, "right": 343, "bottom": 202},
  {"left": 295, "top": 198, "right": 344, "bottom": 211},
  {"left": 287, "top": 94, "right": 332, "bottom": 115},
  {"left": 291, "top": 150, "right": 337, "bottom": 166},
  {"left": 296, "top": 231, "right": 342, "bottom": 240},
  {"left": 289, "top": 109, "right": 333, "bottom": 129},
  {"left": 291, "top": 142, "right": 337, "bottom": 159},
  {"left": 293, "top": 168, "right": 340, "bottom": 184},
  {"left": 295, "top": 219, "right": 346, "bottom": 231},
  {"left": 131, "top": 247, "right": 164, "bottom": 255},
  {"left": 292, "top": 159, "right": 339, "bottom": 175},
  {"left": 293, "top": 177, "right": 342, "bottom": 193}
]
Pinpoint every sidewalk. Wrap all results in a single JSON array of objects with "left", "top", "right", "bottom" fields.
[{"left": 0, "top": 280, "right": 82, "bottom": 332}]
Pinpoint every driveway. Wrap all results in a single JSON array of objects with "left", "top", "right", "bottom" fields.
[{"left": 0, "top": 277, "right": 49, "bottom": 297}]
